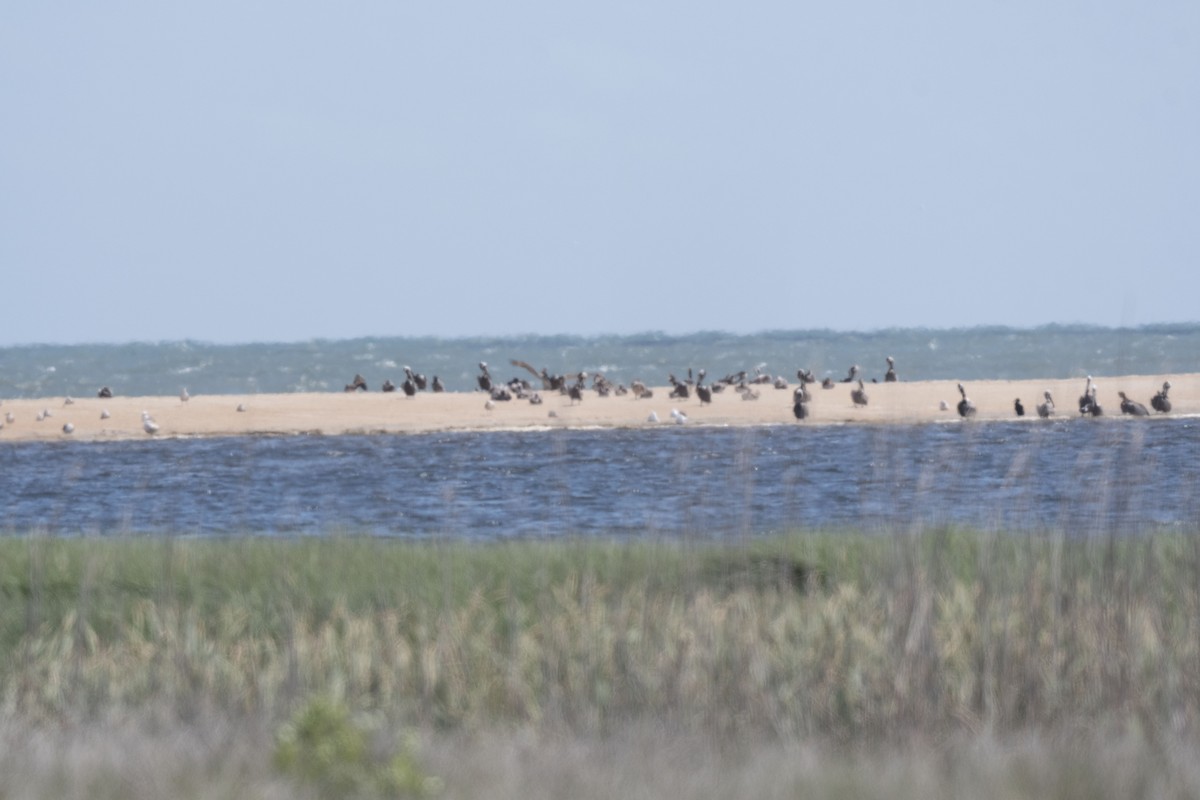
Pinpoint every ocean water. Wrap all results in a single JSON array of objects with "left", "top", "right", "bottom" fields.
[
  {"left": 2, "top": 419, "right": 1197, "bottom": 539},
  {"left": 2, "top": 324, "right": 1199, "bottom": 399},
  {"left": 2, "top": 326, "right": 1199, "bottom": 539}
]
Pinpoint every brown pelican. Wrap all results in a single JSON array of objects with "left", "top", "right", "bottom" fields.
[
  {"left": 1079, "top": 376, "right": 1102, "bottom": 416},
  {"left": 1014, "top": 398, "right": 1025, "bottom": 417},
  {"left": 402, "top": 375, "right": 417, "bottom": 397},
  {"left": 381, "top": 379, "right": 396, "bottom": 392},
  {"left": 1119, "top": 391, "right": 1150, "bottom": 416},
  {"left": 957, "top": 384, "right": 976, "bottom": 418},
  {"left": 1036, "top": 391, "right": 1055, "bottom": 418},
  {"left": 793, "top": 386, "right": 809, "bottom": 420},
  {"left": 851, "top": 379, "right": 868, "bottom": 407},
  {"left": 696, "top": 370, "right": 713, "bottom": 405},
  {"left": 477, "top": 363, "right": 493, "bottom": 392},
  {"left": 97, "top": 386, "right": 113, "bottom": 399},
  {"left": 841, "top": 365, "right": 860, "bottom": 383},
  {"left": 884, "top": 356, "right": 898, "bottom": 382},
  {"left": 1151, "top": 381, "right": 1172, "bottom": 413},
  {"left": 432, "top": 376, "right": 445, "bottom": 393},
  {"left": 344, "top": 374, "right": 368, "bottom": 392},
  {"left": 404, "top": 367, "right": 428, "bottom": 391},
  {"left": 668, "top": 374, "right": 690, "bottom": 399}
]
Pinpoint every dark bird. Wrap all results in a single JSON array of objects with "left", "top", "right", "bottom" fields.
[
  {"left": 851, "top": 379, "right": 868, "bottom": 407},
  {"left": 1078, "top": 375, "right": 1102, "bottom": 416},
  {"left": 793, "top": 397, "right": 808, "bottom": 420},
  {"left": 668, "top": 374, "right": 690, "bottom": 399},
  {"left": 477, "top": 362, "right": 493, "bottom": 393},
  {"left": 884, "top": 356, "right": 897, "bottom": 382},
  {"left": 344, "top": 373, "right": 368, "bottom": 392},
  {"left": 1118, "top": 391, "right": 1150, "bottom": 416},
  {"left": 957, "top": 383, "right": 977, "bottom": 418},
  {"left": 97, "top": 386, "right": 113, "bottom": 399},
  {"left": 568, "top": 376, "right": 585, "bottom": 404},
  {"left": 1014, "top": 398, "right": 1025, "bottom": 417},
  {"left": 381, "top": 379, "right": 396, "bottom": 393},
  {"left": 1151, "top": 381, "right": 1172, "bottom": 414},
  {"left": 402, "top": 376, "right": 417, "bottom": 397},
  {"left": 796, "top": 369, "right": 816, "bottom": 384},
  {"left": 432, "top": 376, "right": 445, "bottom": 393},
  {"left": 1036, "top": 391, "right": 1055, "bottom": 418},
  {"left": 696, "top": 370, "right": 713, "bottom": 405},
  {"left": 404, "top": 366, "right": 427, "bottom": 391},
  {"left": 841, "top": 365, "right": 860, "bottom": 383}
]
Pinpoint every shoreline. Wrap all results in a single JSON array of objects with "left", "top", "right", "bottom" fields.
[{"left": 0, "top": 373, "right": 1192, "bottom": 442}]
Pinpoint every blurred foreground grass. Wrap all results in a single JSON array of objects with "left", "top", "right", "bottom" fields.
[{"left": 3, "top": 529, "right": 1200, "bottom": 797}]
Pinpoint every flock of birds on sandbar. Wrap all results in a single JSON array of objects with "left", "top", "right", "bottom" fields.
[
  {"left": 0, "top": 355, "right": 1180, "bottom": 438},
  {"left": 333, "top": 357, "right": 1180, "bottom": 426}
]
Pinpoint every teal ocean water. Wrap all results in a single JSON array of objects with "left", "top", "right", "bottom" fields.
[{"left": 1, "top": 324, "right": 1198, "bottom": 399}]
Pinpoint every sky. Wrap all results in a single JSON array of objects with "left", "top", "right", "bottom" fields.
[{"left": 2, "top": 2, "right": 1198, "bottom": 345}]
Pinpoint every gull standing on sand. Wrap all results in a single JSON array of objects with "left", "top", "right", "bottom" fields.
[
  {"left": 671, "top": 408, "right": 687, "bottom": 424},
  {"left": 142, "top": 411, "right": 159, "bottom": 435},
  {"left": 100, "top": 409, "right": 111, "bottom": 419},
  {"left": 62, "top": 422, "right": 75, "bottom": 434},
  {"left": 180, "top": 388, "right": 190, "bottom": 403}
]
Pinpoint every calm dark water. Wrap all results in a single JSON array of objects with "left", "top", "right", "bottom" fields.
[{"left": 2, "top": 419, "right": 1197, "bottom": 539}]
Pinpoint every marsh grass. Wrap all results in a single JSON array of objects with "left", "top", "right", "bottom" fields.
[{"left": 3, "top": 530, "right": 1200, "bottom": 796}]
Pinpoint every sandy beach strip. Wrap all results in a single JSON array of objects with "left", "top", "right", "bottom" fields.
[{"left": 0, "top": 374, "right": 1193, "bottom": 442}]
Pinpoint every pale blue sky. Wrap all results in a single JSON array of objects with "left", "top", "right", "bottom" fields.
[{"left": 2, "top": 2, "right": 1197, "bottom": 345}]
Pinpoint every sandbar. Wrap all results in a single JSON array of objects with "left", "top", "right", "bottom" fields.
[{"left": 0, "top": 375, "right": 1193, "bottom": 442}]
